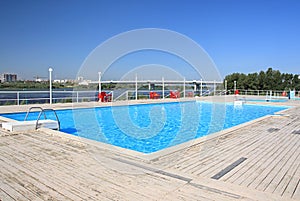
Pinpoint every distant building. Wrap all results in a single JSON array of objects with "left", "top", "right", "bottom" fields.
[
  {"left": 77, "top": 76, "right": 84, "bottom": 82},
  {"left": 78, "top": 80, "right": 91, "bottom": 86},
  {"left": 54, "top": 79, "right": 65, "bottom": 83},
  {"left": 0, "top": 73, "right": 17, "bottom": 83}
]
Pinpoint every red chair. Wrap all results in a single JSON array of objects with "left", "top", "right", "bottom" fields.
[
  {"left": 170, "top": 91, "right": 180, "bottom": 98},
  {"left": 170, "top": 91, "right": 177, "bottom": 98},
  {"left": 150, "top": 92, "right": 160, "bottom": 99},
  {"left": 98, "top": 92, "right": 112, "bottom": 102}
]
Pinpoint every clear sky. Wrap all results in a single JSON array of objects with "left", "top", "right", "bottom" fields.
[{"left": 0, "top": 0, "right": 299, "bottom": 80}]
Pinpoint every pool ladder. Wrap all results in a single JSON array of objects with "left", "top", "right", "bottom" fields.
[{"left": 24, "top": 107, "right": 60, "bottom": 130}]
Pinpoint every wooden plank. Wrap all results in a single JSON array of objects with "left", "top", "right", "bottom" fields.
[
  {"left": 232, "top": 126, "right": 297, "bottom": 186},
  {"left": 177, "top": 128, "right": 265, "bottom": 174},
  {"left": 0, "top": 151, "right": 99, "bottom": 201},
  {"left": 200, "top": 128, "right": 281, "bottom": 177},
  {"left": 0, "top": 143, "right": 154, "bottom": 201},
  {"left": 163, "top": 183, "right": 241, "bottom": 201},
  {"left": 0, "top": 180, "right": 31, "bottom": 201},
  {"left": 0, "top": 187, "right": 16, "bottom": 201},
  {"left": 0, "top": 134, "right": 188, "bottom": 200},
  {"left": 220, "top": 131, "right": 283, "bottom": 182},
  {"left": 247, "top": 135, "right": 299, "bottom": 189},
  {"left": 292, "top": 179, "right": 300, "bottom": 200},
  {"left": 1, "top": 136, "right": 140, "bottom": 200},
  {"left": 193, "top": 117, "right": 290, "bottom": 176},
  {"left": 216, "top": 118, "right": 296, "bottom": 180},
  {"left": 210, "top": 130, "right": 290, "bottom": 182},
  {"left": 259, "top": 137, "right": 300, "bottom": 192},
  {"left": 158, "top": 121, "right": 266, "bottom": 169},
  {"left": 282, "top": 161, "right": 300, "bottom": 198},
  {"left": 0, "top": 157, "right": 73, "bottom": 201}
]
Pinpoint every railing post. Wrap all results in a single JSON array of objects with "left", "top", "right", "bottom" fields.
[
  {"left": 225, "top": 80, "right": 227, "bottom": 96},
  {"left": 183, "top": 78, "right": 186, "bottom": 98},
  {"left": 76, "top": 91, "right": 79, "bottom": 103},
  {"left": 234, "top": 80, "right": 237, "bottom": 92},
  {"left": 49, "top": 67, "right": 53, "bottom": 104},
  {"left": 17, "top": 91, "right": 20, "bottom": 105},
  {"left": 200, "top": 79, "right": 203, "bottom": 96},
  {"left": 162, "top": 77, "right": 165, "bottom": 99},
  {"left": 213, "top": 80, "right": 216, "bottom": 96},
  {"left": 135, "top": 74, "right": 138, "bottom": 100}
]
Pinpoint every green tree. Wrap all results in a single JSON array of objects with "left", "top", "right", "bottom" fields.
[{"left": 224, "top": 68, "right": 299, "bottom": 91}]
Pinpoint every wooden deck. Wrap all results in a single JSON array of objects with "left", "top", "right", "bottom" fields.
[{"left": 0, "top": 99, "right": 299, "bottom": 200}]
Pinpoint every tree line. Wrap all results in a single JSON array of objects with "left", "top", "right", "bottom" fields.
[
  {"left": 0, "top": 81, "right": 75, "bottom": 90},
  {"left": 224, "top": 68, "right": 300, "bottom": 91}
]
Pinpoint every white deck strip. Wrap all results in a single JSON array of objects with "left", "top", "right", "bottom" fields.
[
  {"left": 0, "top": 97, "right": 299, "bottom": 200},
  {"left": 2, "top": 119, "right": 59, "bottom": 132}
]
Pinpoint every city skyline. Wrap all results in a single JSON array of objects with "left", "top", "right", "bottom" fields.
[{"left": 1, "top": 0, "right": 300, "bottom": 80}]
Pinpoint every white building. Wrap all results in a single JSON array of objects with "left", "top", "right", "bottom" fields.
[{"left": 0, "top": 73, "right": 17, "bottom": 83}]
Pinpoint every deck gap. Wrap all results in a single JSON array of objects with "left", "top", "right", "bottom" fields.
[
  {"left": 211, "top": 157, "right": 247, "bottom": 180},
  {"left": 112, "top": 157, "right": 192, "bottom": 182}
]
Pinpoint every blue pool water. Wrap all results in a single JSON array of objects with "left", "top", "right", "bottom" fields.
[{"left": 1, "top": 102, "right": 289, "bottom": 153}]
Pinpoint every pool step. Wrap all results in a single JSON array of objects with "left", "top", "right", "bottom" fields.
[{"left": 2, "top": 120, "right": 59, "bottom": 132}]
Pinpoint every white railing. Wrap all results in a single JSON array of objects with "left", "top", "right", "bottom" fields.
[
  {"left": 230, "top": 89, "right": 298, "bottom": 97},
  {"left": 0, "top": 90, "right": 99, "bottom": 105},
  {"left": 1, "top": 89, "right": 298, "bottom": 106},
  {"left": 115, "top": 89, "right": 196, "bottom": 101}
]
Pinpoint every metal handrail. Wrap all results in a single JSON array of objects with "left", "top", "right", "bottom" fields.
[
  {"left": 24, "top": 107, "right": 60, "bottom": 130},
  {"left": 24, "top": 107, "right": 46, "bottom": 121}
]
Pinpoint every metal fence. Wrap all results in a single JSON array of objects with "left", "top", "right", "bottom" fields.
[
  {"left": 0, "top": 90, "right": 99, "bottom": 105},
  {"left": 232, "top": 89, "right": 300, "bottom": 97},
  {"left": 1, "top": 88, "right": 299, "bottom": 106},
  {"left": 0, "top": 88, "right": 218, "bottom": 106}
]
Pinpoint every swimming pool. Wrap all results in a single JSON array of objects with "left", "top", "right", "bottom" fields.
[
  {"left": 241, "top": 98, "right": 288, "bottom": 103},
  {"left": 1, "top": 101, "right": 289, "bottom": 153}
]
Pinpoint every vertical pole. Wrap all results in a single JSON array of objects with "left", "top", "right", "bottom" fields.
[
  {"left": 162, "top": 77, "right": 165, "bottom": 99},
  {"left": 234, "top": 80, "right": 236, "bottom": 92},
  {"left": 225, "top": 80, "right": 227, "bottom": 95},
  {"left": 200, "top": 79, "right": 203, "bottom": 96},
  {"left": 76, "top": 91, "right": 79, "bottom": 103},
  {"left": 183, "top": 77, "right": 186, "bottom": 98},
  {"left": 98, "top": 72, "right": 101, "bottom": 102},
  {"left": 49, "top": 67, "right": 53, "bottom": 104},
  {"left": 213, "top": 80, "right": 216, "bottom": 96},
  {"left": 135, "top": 74, "right": 138, "bottom": 100},
  {"left": 17, "top": 91, "right": 20, "bottom": 105}
]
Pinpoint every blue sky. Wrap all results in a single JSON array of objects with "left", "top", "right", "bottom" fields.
[{"left": 0, "top": 0, "right": 299, "bottom": 80}]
